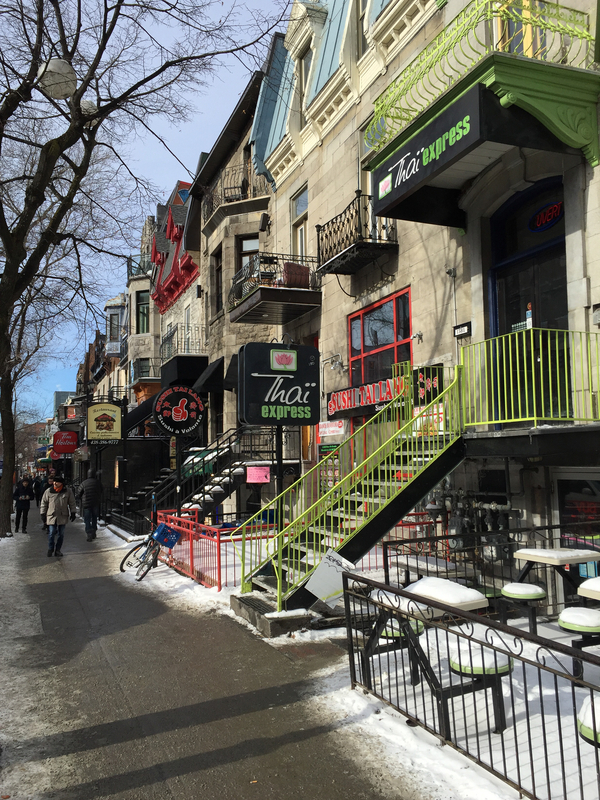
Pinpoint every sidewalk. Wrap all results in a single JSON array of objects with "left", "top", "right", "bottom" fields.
[{"left": 0, "top": 507, "right": 513, "bottom": 800}]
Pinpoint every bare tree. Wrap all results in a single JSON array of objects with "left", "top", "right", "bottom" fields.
[{"left": 0, "top": 0, "right": 283, "bottom": 535}]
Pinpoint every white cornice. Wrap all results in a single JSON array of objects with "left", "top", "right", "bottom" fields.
[{"left": 285, "top": 0, "right": 328, "bottom": 59}]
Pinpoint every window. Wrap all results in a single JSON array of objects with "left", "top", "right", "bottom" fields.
[
  {"left": 136, "top": 291, "right": 149, "bottom": 334},
  {"left": 184, "top": 304, "right": 191, "bottom": 353},
  {"left": 108, "top": 313, "right": 119, "bottom": 342},
  {"left": 138, "top": 358, "right": 150, "bottom": 378},
  {"left": 299, "top": 48, "right": 313, "bottom": 128},
  {"left": 213, "top": 249, "right": 223, "bottom": 313},
  {"left": 292, "top": 187, "right": 308, "bottom": 257},
  {"left": 348, "top": 289, "right": 411, "bottom": 388},
  {"left": 238, "top": 236, "right": 259, "bottom": 274},
  {"left": 356, "top": 0, "right": 368, "bottom": 59}
]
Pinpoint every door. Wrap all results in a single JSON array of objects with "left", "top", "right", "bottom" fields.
[{"left": 491, "top": 179, "right": 569, "bottom": 423}]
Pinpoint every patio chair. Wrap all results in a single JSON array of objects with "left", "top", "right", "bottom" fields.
[
  {"left": 499, "top": 582, "right": 546, "bottom": 634},
  {"left": 448, "top": 640, "right": 514, "bottom": 734},
  {"left": 558, "top": 607, "right": 600, "bottom": 678},
  {"left": 578, "top": 694, "right": 600, "bottom": 747}
]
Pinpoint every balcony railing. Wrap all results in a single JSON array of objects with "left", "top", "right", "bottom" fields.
[
  {"left": 127, "top": 253, "right": 153, "bottom": 280},
  {"left": 316, "top": 191, "right": 398, "bottom": 274},
  {"left": 202, "top": 165, "right": 271, "bottom": 223},
  {"left": 131, "top": 358, "right": 161, "bottom": 384},
  {"left": 462, "top": 327, "right": 600, "bottom": 426},
  {"left": 365, "top": 0, "right": 594, "bottom": 151},
  {"left": 228, "top": 252, "right": 320, "bottom": 311},
  {"left": 159, "top": 324, "right": 204, "bottom": 363}
]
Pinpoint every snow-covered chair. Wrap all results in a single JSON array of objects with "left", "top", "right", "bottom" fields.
[
  {"left": 499, "top": 582, "right": 546, "bottom": 634},
  {"left": 558, "top": 607, "right": 600, "bottom": 678},
  {"left": 578, "top": 695, "right": 600, "bottom": 747}
]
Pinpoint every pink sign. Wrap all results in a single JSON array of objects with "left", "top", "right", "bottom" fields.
[{"left": 246, "top": 466, "right": 270, "bottom": 484}]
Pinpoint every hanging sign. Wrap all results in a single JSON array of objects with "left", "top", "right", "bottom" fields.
[
  {"left": 238, "top": 343, "right": 320, "bottom": 426},
  {"left": 53, "top": 431, "right": 78, "bottom": 454},
  {"left": 153, "top": 385, "right": 205, "bottom": 436},
  {"left": 87, "top": 403, "right": 122, "bottom": 443}
]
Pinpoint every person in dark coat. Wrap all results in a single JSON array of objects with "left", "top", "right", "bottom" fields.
[
  {"left": 32, "top": 476, "right": 43, "bottom": 506},
  {"left": 13, "top": 478, "right": 35, "bottom": 533},
  {"left": 78, "top": 470, "right": 103, "bottom": 542}
]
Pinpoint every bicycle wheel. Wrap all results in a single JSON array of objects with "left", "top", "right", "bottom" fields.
[
  {"left": 135, "top": 542, "right": 161, "bottom": 582},
  {"left": 120, "top": 542, "right": 145, "bottom": 573}
]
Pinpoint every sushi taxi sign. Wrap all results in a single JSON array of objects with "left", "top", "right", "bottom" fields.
[{"left": 87, "top": 402, "right": 122, "bottom": 443}]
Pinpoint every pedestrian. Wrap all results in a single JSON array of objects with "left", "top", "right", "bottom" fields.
[
  {"left": 40, "top": 476, "right": 76, "bottom": 558},
  {"left": 32, "top": 475, "right": 43, "bottom": 507},
  {"left": 13, "top": 477, "right": 35, "bottom": 533},
  {"left": 40, "top": 470, "right": 56, "bottom": 530},
  {"left": 78, "top": 470, "right": 103, "bottom": 542}
]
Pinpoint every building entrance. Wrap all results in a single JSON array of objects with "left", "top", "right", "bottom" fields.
[{"left": 490, "top": 178, "right": 569, "bottom": 422}]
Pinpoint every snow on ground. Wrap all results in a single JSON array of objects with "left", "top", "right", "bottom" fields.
[{"left": 113, "top": 531, "right": 516, "bottom": 800}]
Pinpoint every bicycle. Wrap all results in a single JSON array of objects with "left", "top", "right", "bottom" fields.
[{"left": 119, "top": 515, "right": 181, "bottom": 582}]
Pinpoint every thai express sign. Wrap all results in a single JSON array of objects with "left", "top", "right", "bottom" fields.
[
  {"left": 327, "top": 376, "right": 408, "bottom": 419},
  {"left": 87, "top": 403, "right": 122, "bottom": 443},
  {"left": 238, "top": 343, "right": 320, "bottom": 425}
]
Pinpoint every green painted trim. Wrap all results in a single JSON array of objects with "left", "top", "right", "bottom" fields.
[
  {"left": 558, "top": 619, "right": 600, "bottom": 633},
  {"left": 368, "top": 54, "right": 600, "bottom": 170},
  {"left": 449, "top": 656, "right": 514, "bottom": 675},
  {"left": 501, "top": 586, "right": 546, "bottom": 600},
  {"left": 578, "top": 719, "right": 600, "bottom": 745}
]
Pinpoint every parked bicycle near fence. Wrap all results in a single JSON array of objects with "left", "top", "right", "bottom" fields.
[{"left": 119, "top": 517, "right": 181, "bottom": 582}]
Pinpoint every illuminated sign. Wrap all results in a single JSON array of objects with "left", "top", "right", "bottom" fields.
[{"left": 528, "top": 201, "right": 563, "bottom": 232}]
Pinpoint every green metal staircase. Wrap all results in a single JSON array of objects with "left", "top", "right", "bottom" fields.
[{"left": 233, "top": 364, "right": 465, "bottom": 610}]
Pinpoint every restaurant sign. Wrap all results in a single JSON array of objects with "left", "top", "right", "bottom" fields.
[
  {"left": 327, "top": 376, "right": 408, "bottom": 419},
  {"left": 87, "top": 402, "right": 122, "bottom": 443},
  {"left": 53, "top": 431, "right": 78, "bottom": 454},
  {"left": 153, "top": 385, "right": 205, "bottom": 436},
  {"left": 238, "top": 343, "right": 320, "bottom": 426}
]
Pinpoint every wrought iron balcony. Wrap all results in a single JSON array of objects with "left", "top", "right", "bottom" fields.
[
  {"left": 131, "top": 358, "right": 161, "bottom": 385},
  {"left": 316, "top": 191, "right": 398, "bottom": 275},
  {"left": 159, "top": 324, "right": 205, "bottom": 363},
  {"left": 228, "top": 252, "right": 321, "bottom": 325},
  {"left": 127, "top": 253, "right": 152, "bottom": 280},
  {"left": 202, "top": 165, "right": 271, "bottom": 223},
  {"left": 365, "top": 0, "right": 594, "bottom": 152}
]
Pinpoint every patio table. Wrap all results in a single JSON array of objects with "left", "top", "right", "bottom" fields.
[
  {"left": 577, "top": 576, "right": 600, "bottom": 602},
  {"left": 513, "top": 548, "right": 600, "bottom": 592}
]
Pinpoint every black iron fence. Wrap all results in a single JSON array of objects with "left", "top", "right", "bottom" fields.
[
  {"left": 202, "top": 165, "right": 271, "bottom": 222},
  {"left": 228, "top": 252, "right": 320, "bottom": 310},
  {"left": 316, "top": 191, "right": 397, "bottom": 268},
  {"left": 131, "top": 358, "right": 161, "bottom": 383},
  {"left": 159, "top": 324, "right": 204, "bottom": 363},
  {"left": 344, "top": 573, "right": 600, "bottom": 800}
]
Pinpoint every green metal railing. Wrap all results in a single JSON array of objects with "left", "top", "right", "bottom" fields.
[
  {"left": 233, "top": 365, "right": 463, "bottom": 610},
  {"left": 462, "top": 327, "right": 600, "bottom": 426},
  {"left": 365, "top": 0, "right": 593, "bottom": 151}
]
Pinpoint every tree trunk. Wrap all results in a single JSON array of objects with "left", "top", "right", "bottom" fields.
[{"left": 0, "top": 373, "right": 15, "bottom": 536}]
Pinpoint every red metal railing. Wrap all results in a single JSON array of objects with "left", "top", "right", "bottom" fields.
[{"left": 155, "top": 509, "right": 439, "bottom": 591}]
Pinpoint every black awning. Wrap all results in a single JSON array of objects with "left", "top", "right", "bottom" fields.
[
  {"left": 192, "top": 356, "right": 224, "bottom": 393},
  {"left": 125, "top": 395, "right": 155, "bottom": 431},
  {"left": 223, "top": 354, "right": 238, "bottom": 391}
]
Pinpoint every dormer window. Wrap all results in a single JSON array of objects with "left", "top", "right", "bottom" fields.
[
  {"left": 357, "top": 0, "right": 368, "bottom": 59},
  {"left": 299, "top": 47, "right": 313, "bottom": 128}
]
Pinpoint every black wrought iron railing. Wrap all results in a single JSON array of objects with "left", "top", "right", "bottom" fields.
[
  {"left": 159, "top": 324, "right": 204, "bottom": 363},
  {"left": 228, "top": 252, "right": 320, "bottom": 310},
  {"left": 202, "top": 165, "right": 271, "bottom": 223},
  {"left": 316, "top": 190, "right": 397, "bottom": 269},
  {"left": 344, "top": 572, "right": 600, "bottom": 800},
  {"left": 127, "top": 253, "right": 153, "bottom": 280},
  {"left": 131, "top": 358, "right": 161, "bottom": 383}
]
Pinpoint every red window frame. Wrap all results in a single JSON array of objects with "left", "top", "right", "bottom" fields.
[{"left": 348, "top": 287, "right": 412, "bottom": 388}]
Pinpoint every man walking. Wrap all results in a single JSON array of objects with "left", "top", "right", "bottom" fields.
[
  {"left": 40, "top": 476, "right": 76, "bottom": 557},
  {"left": 78, "top": 470, "right": 103, "bottom": 542},
  {"left": 13, "top": 477, "right": 35, "bottom": 532}
]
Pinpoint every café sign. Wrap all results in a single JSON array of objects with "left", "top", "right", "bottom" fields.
[{"left": 238, "top": 343, "right": 320, "bottom": 425}]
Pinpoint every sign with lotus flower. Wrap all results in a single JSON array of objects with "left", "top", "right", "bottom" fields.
[{"left": 238, "top": 343, "right": 320, "bottom": 426}]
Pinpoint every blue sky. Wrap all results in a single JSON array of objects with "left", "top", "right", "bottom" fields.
[{"left": 24, "top": 60, "right": 253, "bottom": 417}]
